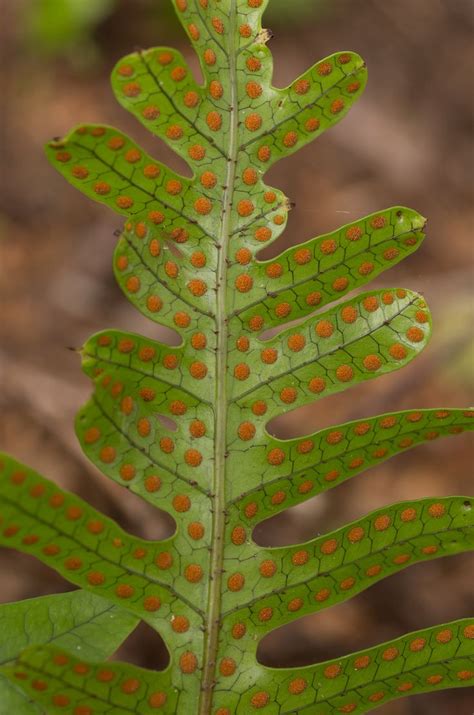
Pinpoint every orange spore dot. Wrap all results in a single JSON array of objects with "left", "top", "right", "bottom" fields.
[
  {"left": 184, "top": 90, "right": 200, "bottom": 108},
  {"left": 363, "top": 296, "right": 379, "bottom": 312},
  {"left": 275, "top": 302, "right": 291, "bottom": 318},
  {"left": 115, "top": 584, "right": 134, "bottom": 599},
  {"left": 188, "top": 279, "right": 208, "bottom": 296},
  {"left": 144, "top": 475, "right": 161, "bottom": 493},
  {"left": 287, "top": 333, "right": 306, "bottom": 352},
  {"left": 188, "top": 144, "right": 206, "bottom": 160},
  {"left": 267, "top": 448, "right": 285, "bottom": 465},
  {"left": 287, "top": 597, "right": 304, "bottom": 612},
  {"left": 165, "top": 179, "right": 182, "bottom": 196},
  {"left": 384, "top": 247, "right": 399, "bottom": 260},
  {"left": 189, "top": 362, "right": 208, "bottom": 379},
  {"left": 382, "top": 647, "right": 399, "bottom": 661},
  {"left": 324, "top": 664, "right": 342, "bottom": 679},
  {"left": 330, "top": 98, "right": 345, "bottom": 114},
  {"left": 232, "top": 622, "right": 246, "bottom": 639},
  {"left": 125, "top": 275, "right": 140, "bottom": 293},
  {"left": 146, "top": 295, "right": 162, "bottom": 313},
  {"left": 297, "top": 439, "right": 314, "bottom": 454},
  {"left": 336, "top": 365, "right": 354, "bottom": 382},
  {"left": 139, "top": 345, "right": 155, "bottom": 362},
  {"left": 332, "top": 276, "right": 349, "bottom": 293},
  {"left": 283, "top": 131, "right": 298, "bottom": 147},
  {"left": 200, "top": 171, "right": 217, "bottom": 189},
  {"left": 240, "top": 23, "right": 252, "bottom": 37},
  {"left": 246, "top": 113, "right": 263, "bottom": 131},
  {"left": 171, "top": 66, "right": 187, "bottom": 82},
  {"left": 316, "top": 320, "right": 334, "bottom": 338},
  {"left": 250, "top": 692, "right": 270, "bottom": 709},
  {"left": 363, "top": 354, "right": 382, "bottom": 371},
  {"left": 257, "top": 145, "right": 270, "bottom": 162},
  {"left": 190, "top": 420, "right": 206, "bottom": 438},
  {"left": 358, "top": 261, "right": 374, "bottom": 275},
  {"left": 72, "top": 165, "right": 89, "bottom": 179},
  {"left": 244, "top": 503, "right": 258, "bottom": 517},
  {"left": 234, "top": 248, "right": 252, "bottom": 267},
  {"left": 209, "top": 80, "right": 223, "bottom": 99},
  {"left": 87, "top": 571, "right": 105, "bottom": 586},
  {"left": 173, "top": 494, "right": 191, "bottom": 512},
  {"left": 406, "top": 326, "right": 424, "bottom": 343},
  {"left": 237, "top": 199, "right": 255, "bottom": 217},
  {"left": 314, "top": 588, "right": 331, "bottom": 603},
  {"left": 347, "top": 81, "right": 361, "bottom": 93},
  {"left": 227, "top": 572, "right": 245, "bottom": 591},
  {"left": 203, "top": 48, "right": 217, "bottom": 65},
  {"left": 43, "top": 543, "right": 60, "bottom": 556},
  {"left": 185, "top": 448, "right": 203, "bottom": 467},
  {"left": 246, "top": 81, "right": 263, "bottom": 99},
  {"left": 148, "top": 692, "right": 167, "bottom": 708},
  {"left": 119, "top": 463, "right": 136, "bottom": 482},
  {"left": 271, "top": 490, "right": 286, "bottom": 505},
  {"left": 280, "top": 387, "right": 297, "bottom": 403},
  {"left": 194, "top": 197, "right": 213, "bottom": 215},
  {"left": 190, "top": 332, "right": 207, "bottom": 350},
  {"left": 238, "top": 422, "right": 256, "bottom": 441},
  {"left": 156, "top": 551, "right": 173, "bottom": 569},
  {"left": 309, "top": 376, "right": 326, "bottom": 393},
  {"left": 123, "top": 82, "right": 141, "bottom": 97},
  {"left": 354, "top": 655, "right": 370, "bottom": 669},
  {"left": 389, "top": 343, "right": 407, "bottom": 360},
  {"left": 148, "top": 210, "right": 165, "bottom": 224},
  {"left": 246, "top": 57, "right": 262, "bottom": 72},
  {"left": 231, "top": 525, "right": 246, "bottom": 545},
  {"left": 242, "top": 167, "right": 258, "bottom": 185},
  {"left": 292, "top": 550, "right": 309, "bottom": 566},
  {"left": 94, "top": 181, "right": 111, "bottom": 195},
  {"left": 317, "top": 61, "right": 333, "bottom": 76},
  {"left": 185, "top": 564, "right": 203, "bottom": 583},
  {"left": 258, "top": 607, "right": 273, "bottom": 621},
  {"left": 321, "top": 538, "right": 338, "bottom": 555},
  {"left": 174, "top": 312, "right": 190, "bottom": 328},
  {"left": 166, "top": 124, "right": 184, "bottom": 140},
  {"left": 248, "top": 315, "right": 264, "bottom": 331},
  {"left": 64, "top": 556, "right": 83, "bottom": 571},
  {"left": 142, "top": 106, "right": 160, "bottom": 120},
  {"left": 371, "top": 215, "right": 386, "bottom": 229},
  {"left": 188, "top": 522, "right": 205, "bottom": 540},
  {"left": 251, "top": 400, "right": 267, "bottom": 416},
  {"left": 187, "top": 22, "right": 200, "bottom": 40},
  {"left": 321, "top": 238, "right": 337, "bottom": 254},
  {"left": 374, "top": 515, "right": 391, "bottom": 531},
  {"left": 428, "top": 502, "right": 446, "bottom": 518},
  {"left": 219, "top": 657, "right": 236, "bottom": 677},
  {"left": 348, "top": 526, "right": 365, "bottom": 543},
  {"left": 159, "top": 438, "right": 174, "bottom": 456},
  {"left": 206, "top": 111, "right": 222, "bottom": 131},
  {"left": 236, "top": 336, "right": 250, "bottom": 352}
]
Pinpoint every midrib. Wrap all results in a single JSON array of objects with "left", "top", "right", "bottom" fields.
[{"left": 199, "top": 1, "right": 239, "bottom": 712}]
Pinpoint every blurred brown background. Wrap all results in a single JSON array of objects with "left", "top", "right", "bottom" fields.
[{"left": 1, "top": 0, "right": 473, "bottom": 712}]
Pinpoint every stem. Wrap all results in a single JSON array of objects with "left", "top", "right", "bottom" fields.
[{"left": 199, "top": 1, "right": 238, "bottom": 712}]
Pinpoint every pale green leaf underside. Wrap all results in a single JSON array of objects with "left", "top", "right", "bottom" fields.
[{"left": 2, "top": 0, "right": 472, "bottom": 713}]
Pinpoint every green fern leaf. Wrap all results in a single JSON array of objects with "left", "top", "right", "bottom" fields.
[
  {"left": 1, "top": 1, "right": 473, "bottom": 713},
  {"left": 0, "top": 590, "right": 138, "bottom": 715}
]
